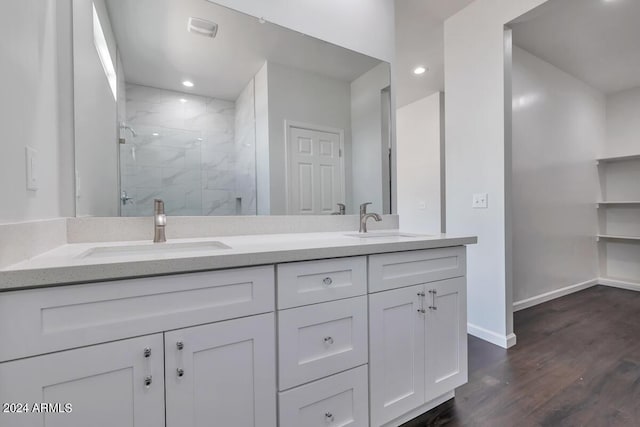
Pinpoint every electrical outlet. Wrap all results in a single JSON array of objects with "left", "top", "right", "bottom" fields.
[
  {"left": 472, "top": 193, "right": 488, "bottom": 209},
  {"left": 25, "top": 147, "right": 38, "bottom": 191}
]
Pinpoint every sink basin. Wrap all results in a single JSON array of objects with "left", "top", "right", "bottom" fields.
[
  {"left": 79, "top": 241, "right": 231, "bottom": 259},
  {"left": 343, "top": 231, "right": 429, "bottom": 239}
]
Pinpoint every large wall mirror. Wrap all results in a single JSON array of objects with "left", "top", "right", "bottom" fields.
[{"left": 73, "top": 0, "right": 393, "bottom": 217}]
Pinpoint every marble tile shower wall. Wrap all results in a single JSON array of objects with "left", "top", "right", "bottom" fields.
[{"left": 120, "top": 84, "right": 257, "bottom": 216}]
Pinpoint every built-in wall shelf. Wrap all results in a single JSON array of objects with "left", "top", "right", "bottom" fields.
[
  {"left": 597, "top": 234, "right": 640, "bottom": 242},
  {"left": 596, "top": 201, "right": 640, "bottom": 208},
  {"left": 596, "top": 154, "right": 640, "bottom": 165}
]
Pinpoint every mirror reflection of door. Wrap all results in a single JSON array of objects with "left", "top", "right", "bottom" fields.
[{"left": 287, "top": 124, "right": 345, "bottom": 215}]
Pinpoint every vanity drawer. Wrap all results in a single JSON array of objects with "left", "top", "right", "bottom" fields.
[
  {"left": 278, "top": 296, "right": 367, "bottom": 390},
  {"left": 279, "top": 365, "right": 369, "bottom": 427},
  {"left": 369, "top": 247, "right": 466, "bottom": 293},
  {"left": 0, "top": 266, "right": 274, "bottom": 363},
  {"left": 277, "top": 256, "right": 366, "bottom": 309}
]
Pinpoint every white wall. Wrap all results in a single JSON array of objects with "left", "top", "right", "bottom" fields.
[
  {"left": 351, "top": 63, "right": 392, "bottom": 215},
  {"left": 396, "top": 93, "right": 444, "bottom": 234},
  {"left": 511, "top": 46, "right": 602, "bottom": 303},
  {"left": 73, "top": 0, "right": 119, "bottom": 217},
  {"left": 212, "top": 0, "right": 394, "bottom": 62},
  {"left": 444, "top": 0, "right": 548, "bottom": 348},
  {"left": 606, "top": 87, "right": 640, "bottom": 157},
  {"left": 267, "top": 62, "right": 352, "bottom": 215},
  {"left": 0, "top": 0, "right": 75, "bottom": 224}
]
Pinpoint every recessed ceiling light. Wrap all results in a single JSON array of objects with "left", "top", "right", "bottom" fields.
[
  {"left": 180, "top": 98, "right": 187, "bottom": 103},
  {"left": 413, "top": 66, "right": 427, "bottom": 75},
  {"left": 197, "top": 137, "right": 203, "bottom": 141},
  {"left": 152, "top": 132, "right": 160, "bottom": 137},
  {"left": 182, "top": 80, "right": 194, "bottom": 88}
]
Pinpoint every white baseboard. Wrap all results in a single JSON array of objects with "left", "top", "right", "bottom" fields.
[
  {"left": 512, "top": 278, "right": 599, "bottom": 312},
  {"left": 467, "top": 323, "right": 517, "bottom": 349},
  {"left": 598, "top": 277, "right": 640, "bottom": 292}
]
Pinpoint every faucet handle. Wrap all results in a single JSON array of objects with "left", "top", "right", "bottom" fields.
[{"left": 359, "top": 202, "right": 372, "bottom": 214}]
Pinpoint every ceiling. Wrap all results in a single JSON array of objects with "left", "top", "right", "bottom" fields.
[
  {"left": 394, "top": 0, "right": 474, "bottom": 108},
  {"left": 511, "top": 0, "right": 640, "bottom": 94},
  {"left": 105, "top": 0, "right": 382, "bottom": 101}
]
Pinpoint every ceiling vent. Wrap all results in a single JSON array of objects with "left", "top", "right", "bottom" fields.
[{"left": 188, "top": 17, "right": 218, "bottom": 38}]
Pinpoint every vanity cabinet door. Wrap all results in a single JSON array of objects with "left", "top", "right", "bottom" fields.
[
  {"left": 0, "top": 334, "right": 165, "bottom": 427},
  {"left": 164, "top": 313, "right": 276, "bottom": 427},
  {"left": 424, "top": 277, "right": 467, "bottom": 402},
  {"left": 369, "top": 284, "right": 426, "bottom": 427}
]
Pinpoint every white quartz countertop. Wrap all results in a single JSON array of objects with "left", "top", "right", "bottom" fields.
[{"left": 0, "top": 231, "right": 477, "bottom": 291}]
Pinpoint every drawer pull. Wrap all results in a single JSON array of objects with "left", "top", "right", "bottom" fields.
[
  {"left": 143, "top": 347, "right": 151, "bottom": 358},
  {"left": 323, "top": 336, "right": 334, "bottom": 345},
  {"left": 323, "top": 277, "right": 333, "bottom": 286},
  {"left": 417, "top": 308, "right": 426, "bottom": 314},
  {"left": 144, "top": 375, "right": 152, "bottom": 388},
  {"left": 325, "top": 412, "right": 334, "bottom": 423},
  {"left": 176, "top": 341, "right": 184, "bottom": 350},
  {"left": 177, "top": 368, "right": 185, "bottom": 378},
  {"left": 417, "top": 291, "right": 425, "bottom": 297}
]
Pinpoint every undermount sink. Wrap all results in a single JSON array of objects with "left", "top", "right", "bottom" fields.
[
  {"left": 343, "top": 231, "right": 429, "bottom": 239},
  {"left": 79, "top": 241, "right": 232, "bottom": 259}
]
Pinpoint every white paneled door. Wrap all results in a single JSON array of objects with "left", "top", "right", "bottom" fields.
[
  {"left": 424, "top": 277, "right": 468, "bottom": 402},
  {"left": 164, "top": 313, "right": 277, "bottom": 427},
  {"left": 287, "top": 125, "right": 344, "bottom": 215},
  {"left": 0, "top": 334, "right": 165, "bottom": 427},
  {"left": 369, "top": 284, "right": 426, "bottom": 426}
]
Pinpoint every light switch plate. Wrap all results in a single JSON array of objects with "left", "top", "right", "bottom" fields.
[
  {"left": 472, "top": 193, "right": 488, "bottom": 209},
  {"left": 25, "top": 147, "right": 38, "bottom": 191}
]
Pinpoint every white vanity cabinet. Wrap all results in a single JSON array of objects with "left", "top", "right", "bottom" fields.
[
  {"left": 0, "top": 266, "right": 276, "bottom": 427},
  {"left": 368, "top": 248, "right": 468, "bottom": 427},
  {"left": 276, "top": 257, "right": 370, "bottom": 426},
  {"left": 0, "top": 243, "right": 470, "bottom": 427}
]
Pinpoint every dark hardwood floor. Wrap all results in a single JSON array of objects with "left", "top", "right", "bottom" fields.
[{"left": 403, "top": 285, "right": 640, "bottom": 427}]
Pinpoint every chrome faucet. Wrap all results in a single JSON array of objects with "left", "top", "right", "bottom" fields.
[
  {"left": 331, "top": 203, "right": 346, "bottom": 215},
  {"left": 153, "top": 199, "right": 167, "bottom": 243},
  {"left": 359, "top": 202, "right": 382, "bottom": 233}
]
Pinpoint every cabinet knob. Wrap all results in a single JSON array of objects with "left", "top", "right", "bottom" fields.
[
  {"left": 323, "top": 336, "right": 334, "bottom": 345},
  {"left": 417, "top": 291, "right": 425, "bottom": 297},
  {"left": 323, "top": 277, "right": 333, "bottom": 286},
  {"left": 177, "top": 368, "right": 185, "bottom": 378},
  {"left": 428, "top": 306, "right": 437, "bottom": 311},
  {"left": 417, "top": 308, "right": 426, "bottom": 314},
  {"left": 143, "top": 347, "right": 151, "bottom": 358},
  {"left": 144, "top": 375, "right": 152, "bottom": 388},
  {"left": 176, "top": 341, "right": 184, "bottom": 350},
  {"left": 325, "top": 412, "right": 334, "bottom": 422}
]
